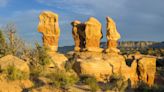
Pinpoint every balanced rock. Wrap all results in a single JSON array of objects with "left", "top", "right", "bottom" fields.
[
  {"left": 106, "top": 16, "right": 121, "bottom": 53},
  {"left": 38, "top": 11, "right": 60, "bottom": 52},
  {"left": 71, "top": 20, "right": 86, "bottom": 51},
  {"left": 85, "top": 17, "right": 103, "bottom": 52}
]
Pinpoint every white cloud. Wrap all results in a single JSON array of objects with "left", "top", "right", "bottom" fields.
[{"left": 0, "top": 0, "right": 9, "bottom": 7}]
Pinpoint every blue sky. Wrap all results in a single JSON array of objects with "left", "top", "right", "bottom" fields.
[{"left": 0, "top": 0, "right": 164, "bottom": 46}]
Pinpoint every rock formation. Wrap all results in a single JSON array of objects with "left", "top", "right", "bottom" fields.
[
  {"left": 71, "top": 20, "right": 86, "bottom": 51},
  {"left": 85, "top": 17, "right": 103, "bottom": 52},
  {"left": 38, "top": 11, "right": 60, "bottom": 52},
  {"left": 138, "top": 57, "right": 156, "bottom": 87},
  {"left": 72, "top": 51, "right": 156, "bottom": 87},
  {"left": 38, "top": 11, "right": 67, "bottom": 69},
  {"left": 0, "top": 55, "right": 29, "bottom": 73},
  {"left": 106, "top": 16, "right": 121, "bottom": 53}
]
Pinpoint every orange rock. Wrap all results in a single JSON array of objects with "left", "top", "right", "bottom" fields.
[
  {"left": 71, "top": 20, "right": 86, "bottom": 51},
  {"left": 38, "top": 11, "right": 60, "bottom": 52},
  {"left": 138, "top": 57, "right": 156, "bottom": 87},
  {"left": 85, "top": 17, "right": 103, "bottom": 52},
  {"left": 106, "top": 16, "right": 121, "bottom": 53}
]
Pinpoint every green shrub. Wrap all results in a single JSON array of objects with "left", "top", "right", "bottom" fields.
[
  {"left": 5, "top": 65, "right": 29, "bottom": 80},
  {"left": 135, "top": 82, "right": 164, "bottom": 92},
  {"left": 109, "top": 74, "right": 128, "bottom": 92},
  {"left": 46, "top": 70, "right": 79, "bottom": 89},
  {"left": 83, "top": 76, "right": 99, "bottom": 92}
]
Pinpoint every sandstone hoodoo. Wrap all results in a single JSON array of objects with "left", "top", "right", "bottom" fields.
[
  {"left": 85, "top": 17, "right": 103, "bottom": 52},
  {"left": 71, "top": 16, "right": 157, "bottom": 88},
  {"left": 71, "top": 17, "right": 103, "bottom": 52},
  {"left": 38, "top": 11, "right": 60, "bottom": 52},
  {"left": 71, "top": 20, "right": 86, "bottom": 51},
  {"left": 106, "top": 16, "right": 121, "bottom": 53},
  {"left": 38, "top": 11, "right": 67, "bottom": 69}
]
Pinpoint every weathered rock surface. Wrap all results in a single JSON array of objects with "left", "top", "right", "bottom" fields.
[
  {"left": 106, "top": 16, "right": 121, "bottom": 53},
  {"left": 0, "top": 79, "right": 33, "bottom": 92},
  {"left": 73, "top": 52, "right": 124, "bottom": 82},
  {"left": 47, "top": 52, "right": 68, "bottom": 70},
  {"left": 124, "top": 53, "right": 156, "bottom": 87},
  {"left": 138, "top": 57, "right": 156, "bottom": 87},
  {"left": 71, "top": 20, "right": 86, "bottom": 51},
  {"left": 85, "top": 17, "right": 103, "bottom": 52},
  {"left": 73, "top": 52, "right": 156, "bottom": 87},
  {"left": 38, "top": 11, "right": 60, "bottom": 52},
  {"left": 0, "top": 55, "right": 29, "bottom": 73}
]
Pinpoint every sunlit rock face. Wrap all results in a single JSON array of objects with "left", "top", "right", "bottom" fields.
[
  {"left": 85, "top": 17, "right": 103, "bottom": 52},
  {"left": 71, "top": 17, "right": 103, "bottom": 52},
  {"left": 138, "top": 57, "right": 156, "bottom": 87},
  {"left": 38, "top": 11, "right": 60, "bottom": 52},
  {"left": 38, "top": 11, "right": 67, "bottom": 69},
  {"left": 106, "top": 16, "right": 121, "bottom": 53}
]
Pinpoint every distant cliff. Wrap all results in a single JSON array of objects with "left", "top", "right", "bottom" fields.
[{"left": 59, "top": 41, "right": 164, "bottom": 53}]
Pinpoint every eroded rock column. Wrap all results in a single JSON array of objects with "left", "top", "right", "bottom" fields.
[
  {"left": 38, "top": 11, "right": 60, "bottom": 52},
  {"left": 85, "top": 17, "right": 103, "bottom": 52},
  {"left": 71, "top": 20, "right": 86, "bottom": 51},
  {"left": 106, "top": 16, "right": 121, "bottom": 53}
]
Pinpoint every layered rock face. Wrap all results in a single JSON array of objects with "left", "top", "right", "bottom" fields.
[
  {"left": 38, "top": 11, "right": 60, "bottom": 52},
  {"left": 71, "top": 17, "right": 103, "bottom": 52},
  {"left": 106, "top": 16, "right": 121, "bottom": 53}
]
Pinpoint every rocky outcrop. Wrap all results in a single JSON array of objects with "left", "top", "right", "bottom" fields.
[
  {"left": 138, "top": 57, "right": 156, "bottom": 87},
  {"left": 72, "top": 52, "right": 156, "bottom": 87},
  {"left": 73, "top": 52, "right": 125, "bottom": 82},
  {"left": 0, "top": 55, "right": 29, "bottom": 73},
  {"left": 38, "top": 11, "right": 60, "bottom": 52},
  {"left": 106, "top": 17, "right": 121, "bottom": 53}
]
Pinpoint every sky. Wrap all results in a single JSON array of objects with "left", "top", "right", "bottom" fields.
[{"left": 0, "top": 0, "right": 164, "bottom": 46}]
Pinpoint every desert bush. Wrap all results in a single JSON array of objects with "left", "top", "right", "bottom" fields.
[
  {"left": 46, "top": 70, "right": 79, "bottom": 89},
  {"left": 5, "top": 65, "right": 29, "bottom": 80},
  {"left": 109, "top": 74, "right": 128, "bottom": 92},
  {"left": 82, "top": 76, "right": 99, "bottom": 92},
  {"left": 65, "top": 56, "right": 76, "bottom": 71},
  {"left": 35, "top": 43, "right": 52, "bottom": 67},
  {"left": 135, "top": 82, "right": 164, "bottom": 92},
  {"left": 0, "top": 30, "right": 7, "bottom": 57}
]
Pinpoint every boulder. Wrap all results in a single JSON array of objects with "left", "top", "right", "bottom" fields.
[
  {"left": 38, "top": 11, "right": 60, "bottom": 52},
  {"left": 0, "top": 55, "right": 29, "bottom": 73}
]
